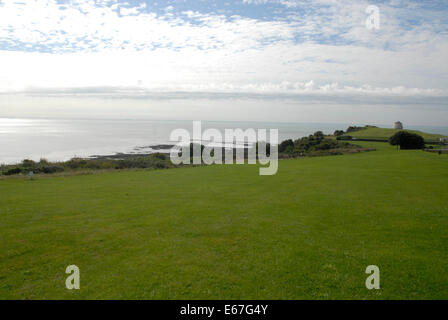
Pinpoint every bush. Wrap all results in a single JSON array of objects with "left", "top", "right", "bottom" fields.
[
  {"left": 150, "top": 153, "right": 167, "bottom": 160},
  {"left": 1, "top": 153, "right": 175, "bottom": 176},
  {"left": 39, "top": 165, "right": 65, "bottom": 174},
  {"left": 389, "top": 131, "right": 425, "bottom": 150},
  {"left": 334, "top": 130, "right": 345, "bottom": 136},
  {"left": 3, "top": 167, "right": 22, "bottom": 175},
  {"left": 291, "top": 132, "right": 357, "bottom": 153},
  {"left": 21, "top": 159, "right": 36, "bottom": 170},
  {"left": 279, "top": 139, "right": 294, "bottom": 153},
  {"left": 284, "top": 145, "right": 294, "bottom": 153},
  {"left": 346, "top": 126, "right": 365, "bottom": 133},
  {"left": 314, "top": 140, "right": 338, "bottom": 150},
  {"left": 66, "top": 158, "right": 88, "bottom": 169},
  {"left": 314, "top": 131, "right": 325, "bottom": 139},
  {"left": 346, "top": 125, "right": 377, "bottom": 133},
  {"left": 39, "top": 158, "right": 49, "bottom": 165}
]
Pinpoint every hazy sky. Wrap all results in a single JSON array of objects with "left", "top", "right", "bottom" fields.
[{"left": 0, "top": 0, "right": 447, "bottom": 125}]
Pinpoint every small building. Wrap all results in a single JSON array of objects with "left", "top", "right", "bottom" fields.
[{"left": 394, "top": 121, "right": 403, "bottom": 129}]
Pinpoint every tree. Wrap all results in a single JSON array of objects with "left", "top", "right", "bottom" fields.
[
  {"left": 334, "top": 130, "right": 345, "bottom": 136},
  {"left": 22, "top": 159, "right": 36, "bottom": 168},
  {"left": 389, "top": 131, "right": 425, "bottom": 150},
  {"left": 278, "top": 139, "right": 294, "bottom": 153},
  {"left": 313, "top": 131, "right": 324, "bottom": 139}
]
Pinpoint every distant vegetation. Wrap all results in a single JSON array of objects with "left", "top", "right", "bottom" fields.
[
  {"left": 335, "top": 125, "right": 382, "bottom": 141},
  {"left": 336, "top": 126, "right": 446, "bottom": 143},
  {"left": 345, "top": 125, "right": 378, "bottom": 133},
  {"left": 186, "top": 132, "right": 371, "bottom": 161},
  {"left": 1, "top": 153, "right": 175, "bottom": 176},
  {"left": 6, "top": 125, "right": 446, "bottom": 177},
  {"left": 279, "top": 131, "right": 373, "bottom": 157},
  {"left": 1, "top": 131, "right": 373, "bottom": 177}
]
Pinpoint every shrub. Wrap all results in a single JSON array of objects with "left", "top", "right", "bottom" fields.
[
  {"left": 3, "top": 167, "right": 21, "bottom": 175},
  {"left": 39, "top": 165, "right": 65, "bottom": 174},
  {"left": 279, "top": 139, "right": 294, "bottom": 153},
  {"left": 346, "top": 126, "right": 365, "bottom": 133},
  {"left": 21, "top": 159, "right": 36, "bottom": 169},
  {"left": 66, "top": 158, "right": 88, "bottom": 169},
  {"left": 39, "top": 158, "right": 49, "bottom": 165},
  {"left": 150, "top": 153, "right": 167, "bottom": 160},
  {"left": 313, "top": 131, "right": 325, "bottom": 139},
  {"left": 284, "top": 145, "right": 294, "bottom": 154},
  {"left": 389, "top": 131, "right": 425, "bottom": 150},
  {"left": 314, "top": 140, "right": 338, "bottom": 150},
  {"left": 336, "top": 135, "right": 352, "bottom": 140}
]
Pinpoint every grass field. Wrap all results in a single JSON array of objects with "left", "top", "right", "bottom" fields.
[
  {"left": 0, "top": 141, "right": 447, "bottom": 299},
  {"left": 347, "top": 127, "right": 447, "bottom": 142}
]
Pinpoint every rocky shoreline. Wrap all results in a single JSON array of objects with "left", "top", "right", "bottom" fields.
[{"left": 90, "top": 144, "right": 175, "bottom": 160}]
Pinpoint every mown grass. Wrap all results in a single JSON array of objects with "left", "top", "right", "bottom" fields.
[
  {"left": 348, "top": 127, "right": 447, "bottom": 142},
  {"left": 0, "top": 142, "right": 447, "bottom": 299}
]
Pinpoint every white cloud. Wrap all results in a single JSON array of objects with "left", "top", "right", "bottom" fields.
[{"left": 0, "top": 0, "right": 447, "bottom": 119}]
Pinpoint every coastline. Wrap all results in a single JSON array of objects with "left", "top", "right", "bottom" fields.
[{"left": 1, "top": 117, "right": 448, "bottom": 164}]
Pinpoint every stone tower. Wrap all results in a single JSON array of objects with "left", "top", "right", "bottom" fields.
[{"left": 394, "top": 121, "right": 403, "bottom": 129}]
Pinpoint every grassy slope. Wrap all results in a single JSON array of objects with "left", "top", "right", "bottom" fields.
[
  {"left": 0, "top": 142, "right": 447, "bottom": 299},
  {"left": 348, "top": 127, "right": 447, "bottom": 142}
]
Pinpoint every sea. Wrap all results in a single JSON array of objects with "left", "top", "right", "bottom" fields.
[{"left": 1, "top": 117, "right": 448, "bottom": 164}]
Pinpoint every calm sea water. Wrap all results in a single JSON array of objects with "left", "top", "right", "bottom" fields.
[{"left": 1, "top": 118, "right": 447, "bottom": 164}]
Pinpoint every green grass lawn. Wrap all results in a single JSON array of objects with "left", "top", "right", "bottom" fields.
[
  {"left": 348, "top": 127, "right": 447, "bottom": 142},
  {"left": 0, "top": 142, "right": 447, "bottom": 299}
]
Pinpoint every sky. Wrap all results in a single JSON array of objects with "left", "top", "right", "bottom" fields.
[{"left": 0, "top": 0, "right": 447, "bottom": 125}]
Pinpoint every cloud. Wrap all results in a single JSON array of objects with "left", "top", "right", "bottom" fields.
[
  {"left": 0, "top": 0, "right": 296, "bottom": 52},
  {"left": 0, "top": 0, "right": 447, "bottom": 112}
]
